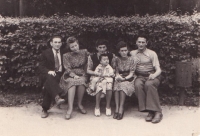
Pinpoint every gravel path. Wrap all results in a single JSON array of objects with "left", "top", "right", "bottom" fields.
[{"left": 0, "top": 103, "right": 199, "bottom": 136}]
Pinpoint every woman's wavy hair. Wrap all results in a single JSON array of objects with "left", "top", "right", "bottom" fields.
[
  {"left": 66, "top": 36, "right": 79, "bottom": 52},
  {"left": 116, "top": 41, "right": 131, "bottom": 57}
]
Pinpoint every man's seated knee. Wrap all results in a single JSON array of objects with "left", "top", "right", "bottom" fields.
[
  {"left": 145, "top": 79, "right": 160, "bottom": 87},
  {"left": 135, "top": 78, "right": 144, "bottom": 87}
]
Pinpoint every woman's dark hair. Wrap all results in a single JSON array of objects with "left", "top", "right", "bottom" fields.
[
  {"left": 95, "top": 39, "right": 108, "bottom": 47},
  {"left": 99, "top": 54, "right": 109, "bottom": 62},
  {"left": 116, "top": 41, "right": 130, "bottom": 57},
  {"left": 66, "top": 36, "right": 79, "bottom": 46}
]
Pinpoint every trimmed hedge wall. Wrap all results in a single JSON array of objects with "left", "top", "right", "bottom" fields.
[{"left": 0, "top": 14, "right": 199, "bottom": 105}]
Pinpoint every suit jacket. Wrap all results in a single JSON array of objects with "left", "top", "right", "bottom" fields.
[{"left": 38, "top": 48, "right": 66, "bottom": 87}]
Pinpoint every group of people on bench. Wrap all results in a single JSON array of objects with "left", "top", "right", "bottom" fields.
[{"left": 38, "top": 34, "right": 163, "bottom": 123}]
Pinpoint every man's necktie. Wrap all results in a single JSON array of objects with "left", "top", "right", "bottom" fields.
[{"left": 55, "top": 50, "right": 60, "bottom": 72}]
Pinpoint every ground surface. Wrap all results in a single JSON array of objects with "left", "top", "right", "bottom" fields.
[{"left": 0, "top": 102, "right": 199, "bottom": 136}]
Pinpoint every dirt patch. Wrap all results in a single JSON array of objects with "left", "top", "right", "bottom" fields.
[{"left": 0, "top": 91, "right": 42, "bottom": 107}]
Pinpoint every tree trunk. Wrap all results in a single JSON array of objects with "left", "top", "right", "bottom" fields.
[
  {"left": 19, "top": 0, "right": 25, "bottom": 17},
  {"left": 196, "top": 0, "right": 200, "bottom": 12},
  {"left": 169, "top": 0, "right": 179, "bottom": 10}
]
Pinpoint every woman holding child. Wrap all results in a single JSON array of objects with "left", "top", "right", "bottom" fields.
[
  {"left": 87, "top": 39, "right": 115, "bottom": 117},
  {"left": 112, "top": 41, "right": 136, "bottom": 120}
]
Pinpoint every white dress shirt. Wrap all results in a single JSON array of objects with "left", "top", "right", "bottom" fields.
[{"left": 52, "top": 48, "right": 62, "bottom": 72}]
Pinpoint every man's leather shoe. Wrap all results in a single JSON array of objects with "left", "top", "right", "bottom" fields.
[
  {"left": 145, "top": 112, "right": 155, "bottom": 122},
  {"left": 55, "top": 96, "right": 65, "bottom": 106},
  {"left": 113, "top": 112, "right": 118, "bottom": 119},
  {"left": 41, "top": 110, "right": 48, "bottom": 118},
  {"left": 151, "top": 112, "right": 163, "bottom": 123}
]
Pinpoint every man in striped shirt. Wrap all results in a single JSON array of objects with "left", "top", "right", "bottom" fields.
[{"left": 130, "top": 34, "right": 163, "bottom": 124}]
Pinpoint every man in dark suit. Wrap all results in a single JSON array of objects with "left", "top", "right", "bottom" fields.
[{"left": 39, "top": 35, "right": 66, "bottom": 118}]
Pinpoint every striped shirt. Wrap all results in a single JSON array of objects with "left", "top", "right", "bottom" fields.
[{"left": 130, "top": 48, "right": 160, "bottom": 73}]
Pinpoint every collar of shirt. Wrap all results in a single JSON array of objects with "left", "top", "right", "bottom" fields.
[
  {"left": 52, "top": 48, "right": 60, "bottom": 55},
  {"left": 136, "top": 48, "right": 150, "bottom": 57},
  {"left": 99, "top": 64, "right": 109, "bottom": 68}
]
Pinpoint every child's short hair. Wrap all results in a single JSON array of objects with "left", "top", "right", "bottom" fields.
[{"left": 99, "top": 54, "right": 109, "bottom": 61}]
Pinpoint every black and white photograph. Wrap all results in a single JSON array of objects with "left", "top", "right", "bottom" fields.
[{"left": 0, "top": 0, "right": 200, "bottom": 136}]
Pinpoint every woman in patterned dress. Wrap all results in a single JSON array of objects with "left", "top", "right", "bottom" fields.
[
  {"left": 87, "top": 39, "right": 115, "bottom": 117},
  {"left": 60, "top": 37, "right": 89, "bottom": 120},
  {"left": 113, "top": 41, "right": 136, "bottom": 120}
]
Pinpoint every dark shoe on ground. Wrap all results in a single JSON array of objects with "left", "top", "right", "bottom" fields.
[
  {"left": 151, "top": 112, "right": 163, "bottom": 124},
  {"left": 41, "top": 110, "right": 48, "bottom": 118},
  {"left": 113, "top": 112, "right": 118, "bottom": 119},
  {"left": 145, "top": 111, "right": 155, "bottom": 122},
  {"left": 117, "top": 112, "right": 124, "bottom": 120}
]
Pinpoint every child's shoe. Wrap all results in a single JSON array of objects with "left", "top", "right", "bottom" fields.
[
  {"left": 106, "top": 108, "right": 111, "bottom": 116},
  {"left": 94, "top": 108, "right": 101, "bottom": 117}
]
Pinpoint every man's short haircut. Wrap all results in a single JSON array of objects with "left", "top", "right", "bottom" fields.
[
  {"left": 99, "top": 54, "right": 109, "bottom": 61},
  {"left": 50, "top": 35, "right": 62, "bottom": 42},
  {"left": 136, "top": 33, "right": 148, "bottom": 41},
  {"left": 95, "top": 39, "right": 108, "bottom": 47},
  {"left": 66, "top": 36, "right": 79, "bottom": 46}
]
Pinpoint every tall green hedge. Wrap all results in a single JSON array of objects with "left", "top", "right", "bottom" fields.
[{"left": 0, "top": 14, "right": 199, "bottom": 105}]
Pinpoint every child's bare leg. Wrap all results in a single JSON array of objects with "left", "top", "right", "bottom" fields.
[
  {"left": 106, "top": 90, "right": 112, "bottom": 109},
  {"left": 95, "top": 91, "right": 102, "bottom": 109},
  {"left": 114, "top": 91, "right": 120, "bottom": 113}
]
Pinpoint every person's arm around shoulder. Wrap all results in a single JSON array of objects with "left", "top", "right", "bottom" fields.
[
  {"left": 87, "top": 55, "right": 101, "bottom": 76},
  {"left": 130, "top": 50, "right": 136, "bottom": 57}
]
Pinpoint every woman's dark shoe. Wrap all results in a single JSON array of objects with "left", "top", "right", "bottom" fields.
[
  {"left": 113, "top": 112, "right": 118, "bottom": 119},
  {"left": 117, "top": 112, "right": 124, "bottom": 120}
]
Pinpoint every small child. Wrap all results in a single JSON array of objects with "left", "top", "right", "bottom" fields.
[{"left": 89, "top": 54, "right": 114, "bottom": 98}]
